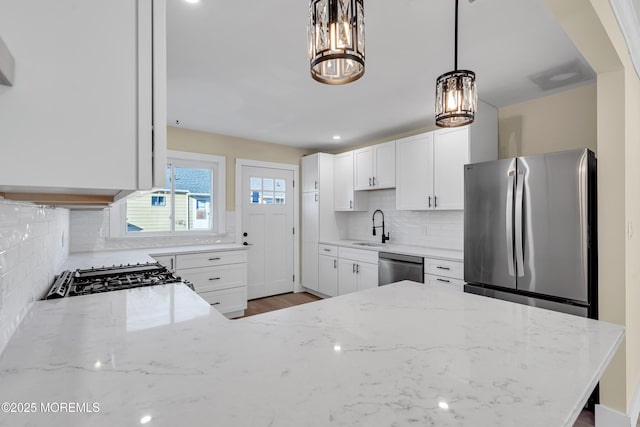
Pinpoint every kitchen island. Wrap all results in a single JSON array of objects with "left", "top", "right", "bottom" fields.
[{"left": 0, "top": 281, "right": 624, "bottom": 427}]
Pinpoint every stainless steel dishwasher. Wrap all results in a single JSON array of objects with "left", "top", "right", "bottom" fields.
[{"left": 378, "top": 252, "right": 424, "bottom": 286}]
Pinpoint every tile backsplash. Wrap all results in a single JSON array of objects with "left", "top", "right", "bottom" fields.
[
  {"left": 70, "top": 209, "right": 235, "bottom": 253},
  {"left": 0, "top": 200, "right": 69, "bottom": 353},
  {"left": 341, "top": 189, "right": 464, "bottom": 250}
]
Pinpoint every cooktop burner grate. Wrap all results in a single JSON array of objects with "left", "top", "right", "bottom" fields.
[{"left": 45, "top": 262, "right": 191, "bottom": 299}]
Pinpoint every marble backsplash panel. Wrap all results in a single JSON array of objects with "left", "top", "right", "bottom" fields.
[
  {"left": 70, "top": 209, "right": 235, "bottom": 253},
  {"left": 0, "top": 200, "right": 69, "bottom": 353},
  {"left": 343, "top": 189, "right": 464, "bottom": 250}
]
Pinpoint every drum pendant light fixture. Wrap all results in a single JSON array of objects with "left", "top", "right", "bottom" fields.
[
  {"left": 435, "top": 0, "right": 477, "bottom": 127},
  {"left": 308, "top": 0, "right": 365, "bottom": 85}
]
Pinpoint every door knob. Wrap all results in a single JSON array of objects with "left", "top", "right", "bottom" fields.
[{"left": 243, "top": 232, "right": 248, "bottom": 237}]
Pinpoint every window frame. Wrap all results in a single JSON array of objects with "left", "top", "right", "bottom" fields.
[{"left": 111, "top": 151, "right": 226, "bottom": 238}]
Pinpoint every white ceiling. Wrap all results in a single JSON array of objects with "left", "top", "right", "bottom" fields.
[{"left": 167, "top": 0, "right": 595, "bottom": 151}]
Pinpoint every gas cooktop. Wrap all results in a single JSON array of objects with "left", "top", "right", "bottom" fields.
[{"left": 45, "top": 262, "right": 191, "bottom": 299}]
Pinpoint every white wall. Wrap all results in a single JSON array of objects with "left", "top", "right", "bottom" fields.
[
  {"left": 339, "top": 189, "right": 464, "bottom": 250},
  {"left": 0, "top": 200, "right": 69, "bottom": 353},
  {"left": 70, "top": 209, "right": 235, "bottom": 253}
]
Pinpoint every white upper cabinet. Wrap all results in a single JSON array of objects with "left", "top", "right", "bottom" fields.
[
  {"left": 0, "top": 0, "right": 166, "bottom": 197},
  {"left": 302, "top": 154, "right": 320, "bottom": 192},
  {"left": 353, "top": 141, "right": 396, "bottom": 190},
  {"left": 432, "top": 128, "right": 470, "bottom": 210},
  {"left": 396, "top": 133, "right": 434, "bottom": 210},
  {"left": 396, "top": 101, "right": 497, "bottom": 211},
  {"left": 334, "top": 151, "right": 368, "bottom": 211}
]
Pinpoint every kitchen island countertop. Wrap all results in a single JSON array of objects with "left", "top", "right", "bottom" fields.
[{"left": 0, "top": 281, "right": 623, "bottom": 427}]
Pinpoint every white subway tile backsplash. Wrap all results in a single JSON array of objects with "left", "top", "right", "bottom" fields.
[
  {"left": 0, "top": 200, "right": 69, "bottom": 354},
  {"left": 342, "top": 189, "right": 464, "bottom": 250}
]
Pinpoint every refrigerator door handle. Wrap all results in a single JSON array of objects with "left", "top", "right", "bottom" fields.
[
  {"left": 515, "top": 170, "right": 525, "bottom": 277},
  {"left": 506, "top": 170, "right": 515, "bottom": 277}
]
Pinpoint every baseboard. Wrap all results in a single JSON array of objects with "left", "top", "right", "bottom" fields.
[
  {"left": 301, "top": 287, "right": 329, "bottom": 299},
  {"left": 596, "top": 404, "right": 631, "bottom": 427}
]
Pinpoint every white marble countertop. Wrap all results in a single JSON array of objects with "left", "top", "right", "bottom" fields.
[
  {"left": 0, "top": 281, "right": 623, "bottom": 427},
  {"left": 62, "top": 243, "right": 246, "bottom": 270},
  {"left": 320, "top": 240, "right": 464, "bottom": 261}
]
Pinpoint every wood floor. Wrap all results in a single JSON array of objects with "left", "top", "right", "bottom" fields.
[
  {"left": 236, "top": 291, "right": 322, "bottom": 318},
  {"left": 233, "top": 293, "right": 623, "bottom": 427}
]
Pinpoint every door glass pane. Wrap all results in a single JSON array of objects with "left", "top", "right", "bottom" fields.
[
  {"left": 250, "top": 191, "right": 261, "bottom": 204},
  {"left": 126, "top": 166, "right": 172, "bottom": 232},
  {"left": 263, "top": 178, "right": 274, "bottom": 191},
  {"left": 174, "top": 166, "right": 212, "bottom": 231},
  {"left": 263, "top": 192, "right": 274, "bottom": 204},
  {"left": 275, "top": 192, "right": 286, "bottom": 204},
  {"left": 250, "top": 177, "right": 262, "bottom": 191},
  {"left": 275, "top": 179, "right": 286, "bottom": 191}
]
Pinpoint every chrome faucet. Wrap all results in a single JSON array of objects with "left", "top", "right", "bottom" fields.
[{"left": 372, "top": 209, "right": 390, "bottom": 244}]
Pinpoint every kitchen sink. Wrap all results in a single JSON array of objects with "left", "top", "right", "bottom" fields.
[{"left": 352, "top": 242, "right": 384, "bottom": 247}]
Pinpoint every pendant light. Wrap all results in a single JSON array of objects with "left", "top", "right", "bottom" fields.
[
  {"left": 435, "top": 0, "right": 477, "bottom": 127},
  {"left": 308, "top": 0, "right": 365, "bottom": 85}
]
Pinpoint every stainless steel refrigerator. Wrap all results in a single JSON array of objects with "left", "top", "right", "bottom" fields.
[{"left": 463, "top": 149, "right": 597, "bottom": 318}]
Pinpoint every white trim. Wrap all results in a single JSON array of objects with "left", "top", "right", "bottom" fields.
[
  {"left": 595, "top": 404, "right": 632, "bottom": 427},
  {"left": 235, "top": 158, "right": 300, "bottom": 292},
  {"left": 610, "top": 0, "right": 640, "bottom": 80}
]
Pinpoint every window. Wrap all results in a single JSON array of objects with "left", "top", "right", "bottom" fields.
[{"left": 119, "top": 151, "right": 226, "bottom": 236}]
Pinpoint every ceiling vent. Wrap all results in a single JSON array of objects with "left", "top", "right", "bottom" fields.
[{"left": 528, "top": 59, "right": 595, "bottom": 91}]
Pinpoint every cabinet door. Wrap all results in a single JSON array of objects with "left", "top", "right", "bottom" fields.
[
  {"left": 396, "top": 133, "right": 434, "bottom": 210},
  {"left": 373, "top": 141, "right": 396, "bottom": 189},
  {"left": 0, "top": 0, "right": 158, "bottom": 192},
  {"left": 353, "top": 147, "right": 374, "bottom": 191},
  {"left": 356, "top": 262, "right": 378, "bottom": 291},
  {"left": 301, "top": 192, "right": 319, "bottom": 291},
  {"left": 338, "top": 259, "right": 358, "bottom": 295},
  {"left": 334, "top": 152, "right": 355, "bottom": 211},
  {"left": 302, "top": 154, "right": 319, "bottom": 192},
  {"left": 433, "top": 128, "right": 469, "bottom": 210},
  {"left": 318, "top": 255, "right": 338, "bottom": 297}
]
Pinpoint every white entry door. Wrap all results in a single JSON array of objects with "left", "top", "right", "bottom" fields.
[{"left": 241, "top": 165, "right": 295, "bottom": 299}]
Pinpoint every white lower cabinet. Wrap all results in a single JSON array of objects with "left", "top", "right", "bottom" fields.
[
  {"left": 318, "top": 254, "right": 338, "bottom": 297},
  {"left": 424, "top": 257, "right": 464, "bottom": 292},
  {"left": 337, "top": 247, "right": 378, "bottom": 295},
  {"left": 155, "top": 249, "right": 248, "bottom": 316}
]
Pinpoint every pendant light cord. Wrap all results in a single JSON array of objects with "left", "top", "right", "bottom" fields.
[{"left": 454, "top": 0, "right": 459, "bottom": 71}]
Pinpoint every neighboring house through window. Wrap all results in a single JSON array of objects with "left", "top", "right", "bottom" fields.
[{"left": 116, "top": 151, "right": 226, "bottom": 236}]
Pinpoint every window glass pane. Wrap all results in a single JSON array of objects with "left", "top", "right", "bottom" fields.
[
  {"left": 250, "top": 177, "right": 262, "bottom": 190},
  {"left": 275, "top": 192, "right": 286, "bottom": 204},
  {"left": 126, "top": 190, "right": 172, "bottom": 233},
  {"left": 263, "top": 192, "right": 274, "bottom": 204},
  {"left": 250, "top": 191, "right": 261, "bottom": 204},
  {"left": 275, "top": 179, "right": 286, "bottom": 191},
  {"left": 174, "top": 166, "right": 212, "bottom": 231},
  {"left": 263, "top": 178, "right": 274, "bottom": 191}
]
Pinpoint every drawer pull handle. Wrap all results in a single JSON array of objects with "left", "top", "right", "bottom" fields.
[
  {"left": 209, "top": 277, "right": 221, "bottom": 281},
  {"left": 436, "top": 266, "right": 450, "bottom": 270},
  {"left": 208, "top": 257, "right": 221, "bottom": 261},
  {"left": 323, "top": 248, "right": 331, "bottom": 252},
  {"left": 212, "top": 302, "right": 221, "bottom": 305},
  {"left": 436, "top": 278, "right": 450, "bottom": 283}
]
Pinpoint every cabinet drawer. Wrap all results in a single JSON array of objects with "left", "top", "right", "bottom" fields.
[
  {"left": 424, "top": 258, "right": 463, "bottom": 280},
  {"left": 199, "top": 286, "right": 248, "bottom": 314},
  {"left": 178, "top": 264, "right": 246, "bottom": 293},
  {"left": 176, "top": 250, "right": 247, "bottom": 270},
  {"left": 425, "top": 273, "right": 464, "bottom": 292},
  {"left": 338, "top": 247, "right": 378, "bottom": 264},
  {"left": 318, "top": 244, "right": 338, "bottom": 257}
]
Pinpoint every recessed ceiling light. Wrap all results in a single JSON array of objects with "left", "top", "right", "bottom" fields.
[
  {"left": 333, "top": 135, "right": 341, "bottom": 140},
  {"left": 184, "top": 0, "right": 199, "bottom": 3},
  {"left": 140, "top": 415, "right": 152, "bottom": 424}
]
